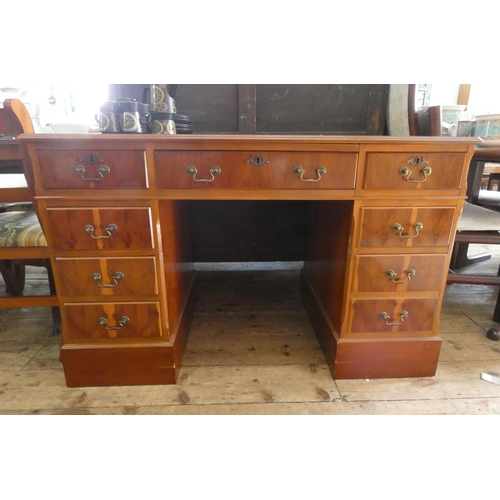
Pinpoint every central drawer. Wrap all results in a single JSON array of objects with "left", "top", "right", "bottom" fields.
[
  {"left": 154, "top": 151, "right": 357, "bottom": 189},
  {"left": 45, "top": 207, "right": 154, "bottom": 251}
]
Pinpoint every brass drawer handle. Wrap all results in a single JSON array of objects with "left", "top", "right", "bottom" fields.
[
  {"left": 75, "top": 164, "right": 110, "bottom": 181},
  {"left": 399, "top": 166, "right": 432, "bottom": 183},
  {"left": 380, "top": 311, "right": 409, "bottom": 326},
  {"left": 385, "top": 268, "right": 416, "bottom": 284},
  {"left": 187, "top": 165, "right": 221, "bottom": 182},
  {"left": 392, "top": 222, "right": 423, "bottom": 239},
  {"left": 84, "top": 223, "right": 118, "bottom": 239},
  {"left": 92, "top": 272, "right": 124, "bottom": 288},
  {"left": 98, "top": 316, "right": 129, "bottom": 330},
  {"left": 293, "top": 165, "right": 327, "bottom": 182}
]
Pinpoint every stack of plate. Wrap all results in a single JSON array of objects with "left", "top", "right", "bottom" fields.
[{"left": 174, "top": 114, "right": 193, "bottom": 134}]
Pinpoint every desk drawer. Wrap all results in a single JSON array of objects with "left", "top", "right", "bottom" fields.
[
  {"left": 347, "top": 298, "right": 438, "bottom": 337},
  {"left": 154, "top": 151, "right": 357, "bottom": 190},
  {"left": 65, "top": 302, "right": 162, "bottom": 340},
  {"left": 358, "top": 206, "right": 456, "bottom": 248},
  {"left": 363, "top": 152, "right": 466, "bottom": 191},
  {"left": 352, "top": 254, "right": 447, "bottom": 293},
  {"left": 46, "top": 207, "right": 153, "bottom": 251},
  {"left": 55, "top": 257, "right": 158, "bottom": 297},
  {"left": 37, "top": 149, "right": 148, "bottom": 190}
]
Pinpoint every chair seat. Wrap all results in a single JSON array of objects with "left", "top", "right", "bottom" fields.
[
  {"left": 458, "top": 202, "right": 500, "bottom": 231},
  {"left": 0, "top": 211, "right": 47, "bottom": 248}
]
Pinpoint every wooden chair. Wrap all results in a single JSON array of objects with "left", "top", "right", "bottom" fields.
[
  {"left": 407, "top": 84, "right": 500, "bottom": 340},
  {"left": 0, "top": 98, "right": 60, "bottom": 334}
]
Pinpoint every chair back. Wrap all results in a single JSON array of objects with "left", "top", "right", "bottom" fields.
[
  {"left": 407, "top": 84, "right": 442, "bottom": 137},
  {"left": 1, "top": 99, "right": 35, "bottom": 206},
  {"left": 0, "top": 98, "right": 34, "bottom": 135}
]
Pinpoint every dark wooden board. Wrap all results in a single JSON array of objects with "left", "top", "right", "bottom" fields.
[{"left": 108, "top": 84, "right": 389, "bottom": 135}]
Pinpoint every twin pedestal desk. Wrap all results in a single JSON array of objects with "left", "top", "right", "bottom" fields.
[{"left": 18, "top": 135, "right": 477, "bottom": 387}]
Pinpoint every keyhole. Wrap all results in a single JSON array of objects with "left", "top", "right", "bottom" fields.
[{"left": 247, "top": 155, "right": 269, "bottom": 167}]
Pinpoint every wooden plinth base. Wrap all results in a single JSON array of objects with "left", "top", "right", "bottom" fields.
[
  {"left": 300, "top": 271, "right": 442, "bottom": 380},
  {"left": 61, "top": 344, "right": 177, "bottom": 387}
]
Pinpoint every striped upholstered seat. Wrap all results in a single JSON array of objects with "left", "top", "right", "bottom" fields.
[
  {"left": 0, "top": 202, "right": 34, "bottom": 214},
  {"left": 0, "top": 211, "right": 47, "bottom": 248}
]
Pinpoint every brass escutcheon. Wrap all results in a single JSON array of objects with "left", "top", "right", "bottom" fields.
[
  {"left": 79, "top": 154, "right": 104, "bottom": 165},
  {"left": 247, "top": 155, "right": 269, "bottom": 167}
]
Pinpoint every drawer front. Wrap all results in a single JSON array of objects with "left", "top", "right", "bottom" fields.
[
  {"left": 37, "top": 150, "right": 148, "bottom": 189},
  {"left": 352, "top": 254, "right": 447, "bottom": 293},
  {"left": 154, "top": 151, "right": 357, "bottom": 190},
  {"left": 363, "top": 152, "right": 466, "bottom": 191},
  {"left": 55, "top": 257, "right": 158, "bottom": 297},
  {"left": 347, "top": 298, "right": 438, "bottom": 337},
  {"left": 46, "top": 207, "right": 153, "bottom": 251},
  {"left": 65, "top": 302, "right": 162, "bottom": 340},
  {"left": 359, "top": 206, "right": 456, "bottom": 248}
]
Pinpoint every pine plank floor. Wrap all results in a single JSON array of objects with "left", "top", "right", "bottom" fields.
[{"left": 1, "top": 251, "right": 500, "bottom": 415}]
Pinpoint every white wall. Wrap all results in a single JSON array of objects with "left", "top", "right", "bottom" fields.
[
  {"left": 0, "top": 83, "right": 108, "bottom": 130},
  {"left": 426, "top": 83, "right": 500, "bottom": 117},
  {"left": 467, "top": 84, "right": 500, "bottom": 117},
  {"left": 428, "top": 84, "right": 460, "bottom": 106}
]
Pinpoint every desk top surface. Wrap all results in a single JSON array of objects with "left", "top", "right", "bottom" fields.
[{"left": 17, "top": 133, "right": 480, "bottom": 144}]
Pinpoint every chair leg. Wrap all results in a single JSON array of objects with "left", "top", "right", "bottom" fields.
[
  {"left": 1, "top": 259, "right": 61, "bottom": 336},
  {"left": 487, "top": 326, "right": 500, "bottom": 341},
  {"left": 51, "top": 306, "right": 61, "bottom": 336},
  {"left": 485, "top": 266, "right": 500, "bottom": 341},
  {"left": 0, "top": 261, "right": 25, "bottom": 295},
  {"left": 450, "top": 243, "right": 492, "bottom": 270},
  {"left": 45, "top": 260, "right": 61, "bottom": 336},
  {"left": 14, "top": 262, "right": 26, "bottom": 290}
]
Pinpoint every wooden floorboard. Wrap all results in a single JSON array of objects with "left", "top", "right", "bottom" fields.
[{"left": 1, "top": 253, "right": 500, "bottom": 415}]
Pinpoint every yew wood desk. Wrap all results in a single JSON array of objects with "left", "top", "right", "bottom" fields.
[{"left": 18, "top": 134, "right": 477, "bottom": 387}]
